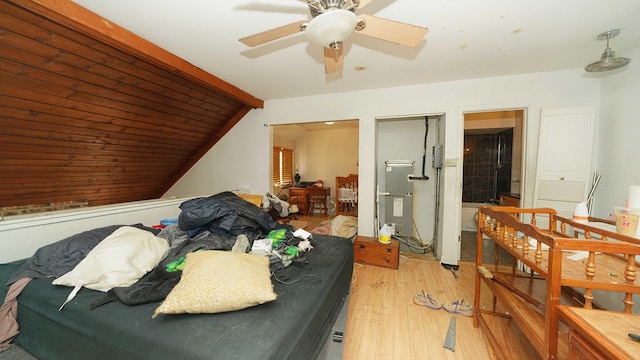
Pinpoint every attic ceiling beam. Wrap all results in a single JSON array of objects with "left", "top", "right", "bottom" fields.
[
  {"left": 10, "top": 0, "right": 264, "bottom": 109},
  {"left": 158, "top": 105, "right": 253, "bottom": 197}
]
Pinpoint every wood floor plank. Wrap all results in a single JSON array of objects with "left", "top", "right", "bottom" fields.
[
  {"left": 391, "top": 261, "right": 412, "bottom": 360},
  {"left": 447, "top": 264, "right": 484, "bottom": 359},
  {"left": 412, "top": 258, "right": 448, "bottom": 358},
  {"left": 375, "top": 266, "right": 396, "bottom": 359},
  {"left": 356, "top": 265, "right": 384, "bottom": 360},
  {"left": 404, "top": 259, "right": 432, "bottom": 359},
  {"left": 415, "top": 258, "right": 457, "bottom": 359},
  {"left": 344, "top": 256, "right": 493, "bottom": 360},
  {"left": 343, "top": 263, "right": 368, "bottom": 358}
]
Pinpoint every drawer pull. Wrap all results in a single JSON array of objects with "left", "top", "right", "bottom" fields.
[
  {"left": 386, "top": 248, "right": 393, "bottom": 253},
  {"left": 359, "top": 244, "right": 366, "bottom": 249}
]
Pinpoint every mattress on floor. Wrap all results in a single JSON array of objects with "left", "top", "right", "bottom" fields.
[{"left": 0, "top": 234, "right": 353, "bottom": 360}]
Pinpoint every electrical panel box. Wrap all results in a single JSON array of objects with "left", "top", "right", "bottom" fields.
[{"left": 432, "top": 144, "right": 443, "bottom": 169}]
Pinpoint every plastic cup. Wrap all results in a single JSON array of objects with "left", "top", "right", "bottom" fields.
[{"left": 614, "top": 207, "right": 640, "bottom": 236}]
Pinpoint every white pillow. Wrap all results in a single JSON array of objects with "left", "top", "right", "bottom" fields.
[{"left": 53, "top": 226, "right": 169, "bottom": 292}]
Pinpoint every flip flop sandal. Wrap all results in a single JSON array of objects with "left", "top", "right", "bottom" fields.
[
  {"left": 413, "top": 290, "right": 442, "bottom": 310},
  {"left": 443, "top": 298, "right": 474, "bottom": 316}
]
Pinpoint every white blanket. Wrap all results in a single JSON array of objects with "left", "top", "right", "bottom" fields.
[{"left": 53, "top": 226, "right": 168, "bottom": 293}]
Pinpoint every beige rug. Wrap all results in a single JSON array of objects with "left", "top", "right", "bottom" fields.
[{"left": 287, "top": 220, "right": 309, "bottom": 229}]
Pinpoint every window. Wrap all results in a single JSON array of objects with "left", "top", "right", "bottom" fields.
[{"left": 272, "top": 147, "right": 294, "bottom": 186}]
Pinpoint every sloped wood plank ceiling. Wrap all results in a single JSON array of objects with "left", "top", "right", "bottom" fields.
[{"left": 1, "top": 0, "right": 264, "bottom": 208}]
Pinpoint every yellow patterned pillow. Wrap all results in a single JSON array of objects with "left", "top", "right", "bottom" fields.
[
  {"left": 153, "top": 251, "right": 276, "bottom": 317},
  {"left": 236, "top": 193, "right": 265, "bottom": 208}
]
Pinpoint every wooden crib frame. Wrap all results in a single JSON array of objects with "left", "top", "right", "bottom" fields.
[
  {"left": 335, "top": 174, "right": 358, "bottom": 216},
  {"left": 473, "top": 206, "right": 640, "bottom": 359}
]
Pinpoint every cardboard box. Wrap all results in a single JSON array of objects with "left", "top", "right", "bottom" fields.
[{"left": 353, "top": 236, "right": 399, "bottom": 269}]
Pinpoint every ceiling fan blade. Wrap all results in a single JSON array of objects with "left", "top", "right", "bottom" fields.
[
  {"left": 324, "top": 47, "right": 344, "bottom": 74},
  {"left": 356, "top": 0, "right": 374, "bottom": 9},
  {"left": 356, "top": 14, "right": 428, "bottom": 48},
  {"left": 239, "top": 20, "right": 307, "bottom": 47}
]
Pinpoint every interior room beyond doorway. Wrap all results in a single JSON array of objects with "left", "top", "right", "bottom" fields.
[
  {"left": 271, "top": 120, "right": 359, "bottom": 217},
  {"left": 460, "top": 109, "right": 524, "bottom": 263}
]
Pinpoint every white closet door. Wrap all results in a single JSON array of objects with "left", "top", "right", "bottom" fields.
[{"left": 534, "top": 107, "right": 595, "bottom": 223}]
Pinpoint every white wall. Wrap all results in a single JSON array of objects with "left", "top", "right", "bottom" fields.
[
  {"left": 593, "top": 46, "right": 640, "bottom": 219},
  {"left": 166, "top": 68, "right": 603, "bottom": 265},
  {"left": 164, "top": 111, "right": 272, "bottom": 197},
  {"left": 0, "top": 198, "right": 186, "bottom": 263},
  {"left": 293, "top": 126, "right": 359, "bottom": 194}
]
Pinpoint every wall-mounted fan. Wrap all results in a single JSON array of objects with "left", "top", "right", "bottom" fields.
[{"left": 239, "top": 0, "right": 428, "bottom": 73}]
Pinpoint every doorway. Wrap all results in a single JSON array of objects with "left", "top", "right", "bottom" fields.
[
  {"left": 376, "top": 115, "right": 443, "bottom": 255},
  {"left": 459, "top": 110, "right": 525, "bottom": 263},
  {"left": 271, "top": 120, "right": 359, "bottom": 217}
]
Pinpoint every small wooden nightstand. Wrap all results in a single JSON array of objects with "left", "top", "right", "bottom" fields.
[{"left": 353, "top": 236, "right": 399, "bottom": 269}]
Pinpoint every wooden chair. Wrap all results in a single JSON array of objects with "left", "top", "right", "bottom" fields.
[
  {"left": 288, "top": 193, "right": 306, "bottom": 216},
  {"left": 336, "top": 174, "right": 358, "bottom": 216},
  {"left": 306, "top": 185, "right": 328, "bottom": 216}
]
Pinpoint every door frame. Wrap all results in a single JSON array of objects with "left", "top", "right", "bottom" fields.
[{"left": 457, "top": 106, "right": 529, "bottom": 262}]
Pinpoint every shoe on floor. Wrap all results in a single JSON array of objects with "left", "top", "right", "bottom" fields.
[
  {"left": 413, "top": 290, "right": 442, "bottom": 310},
  {"left": 443, "top": 298, "right": 473, "bottom": 316}
]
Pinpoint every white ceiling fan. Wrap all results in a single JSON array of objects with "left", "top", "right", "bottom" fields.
[{"left": 239, "top": 0, "right": 429, "bottom": 73}]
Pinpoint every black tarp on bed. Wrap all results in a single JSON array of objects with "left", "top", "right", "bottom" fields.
[{"left": 0, "top": 234, "right": 353, "bottom": 360}]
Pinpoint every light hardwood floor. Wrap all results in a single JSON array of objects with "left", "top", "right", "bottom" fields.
[
  {"left": 343, "top": 256, "right": 492, "bottom": 359},
  {"left": 299, "top": 214, "right": 494, "bottom": 359}
]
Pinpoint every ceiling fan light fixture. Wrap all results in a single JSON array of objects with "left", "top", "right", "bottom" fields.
[
  {"left": 585, "top": 29, "right": 631, "bottom": 72},
  {"left": 305, "top": 9, "right": 357, "bottom": 49}
]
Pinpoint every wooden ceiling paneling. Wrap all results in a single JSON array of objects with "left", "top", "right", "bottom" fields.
[{"left": 0, "top": 0, "right": 264, "bottom": 208}]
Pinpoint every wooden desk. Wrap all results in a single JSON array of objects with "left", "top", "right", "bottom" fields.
[
  {"left": 558, "top": 306, "right": 640, "bottom": 360},
  {"left": 289, "top": 187, "right": 330, "bottom": 215}
]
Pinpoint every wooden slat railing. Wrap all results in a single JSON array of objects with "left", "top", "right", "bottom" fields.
[{"left": 474, "top": 206, "right": 640, "bottom": 360}]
